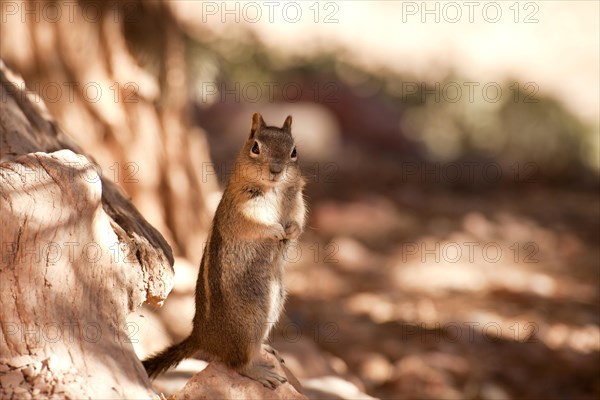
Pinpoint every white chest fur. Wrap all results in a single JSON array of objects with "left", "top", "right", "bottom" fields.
[
  {"left": 264, "top": 279, "right": 283, "bottom": 340},
  {"left": 241, "top": 188, "right": 281, "bottom": 226}
]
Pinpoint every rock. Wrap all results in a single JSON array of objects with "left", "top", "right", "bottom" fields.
[
  {"left": 21, "top": 365, "right": 36, "bottom": 378},
  {"left": 480, "top": 382, "right": 510, "bottom": 400},
  {"left": 152, "top": 358, "right": 209, "bottom": 396},
  {"left": 354, "top": 352, "right": 393, "bottom": 387},
  {"left": 301, "top": 376, "right": 377, "bottom": 400},
  {"left": 0, "top": 62, "right": 171, "bottom": 399},
  {"left": 7, "top": 355, "right": 35, "bottom": 369},
  {"left": 0, "top": 370, "right": 24, "bottom": 389},
  {"left": 167, "top": 352, "right": 306, "bottom": 400},
  {"left": 13, "top": 386, "right": 29, "bottom": 396}
]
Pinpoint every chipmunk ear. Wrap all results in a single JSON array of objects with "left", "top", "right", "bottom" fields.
[
  {"left": 282, "top": 115, "right": 292, "bottom": 133},
  {"left": 250, "top": 113, "right": 266, "bottom": 138}
]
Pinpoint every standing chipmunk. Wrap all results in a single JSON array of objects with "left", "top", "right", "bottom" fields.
[{"left": 143, "top": 113, "right": 306, "bottom": 389}]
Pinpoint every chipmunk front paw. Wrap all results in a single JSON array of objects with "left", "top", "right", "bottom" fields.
[
  {"left": 284, "top": 221, "right": 301, "bottom": 240},
  {"left": 267, "top": 224, "right": 286, "bottom": 241}
]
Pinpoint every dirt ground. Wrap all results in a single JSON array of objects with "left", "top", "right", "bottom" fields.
[{"left": 272, "top": 161, "right": 600, "bottom": 399}]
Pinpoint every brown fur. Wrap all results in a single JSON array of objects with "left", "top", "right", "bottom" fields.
[{"left": 143, "top": 113, "right": 306, "bottom": 389}]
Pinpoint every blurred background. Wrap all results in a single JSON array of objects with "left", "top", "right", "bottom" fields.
[{"left": 2, "top": 0, "right": 598, "bottom": 398}]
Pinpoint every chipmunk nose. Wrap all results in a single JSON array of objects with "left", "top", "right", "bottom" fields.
[{"left": 269, "top": 162, "right": 283, "bottom": 175}]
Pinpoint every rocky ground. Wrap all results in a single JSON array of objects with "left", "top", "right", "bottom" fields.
[{"left": 284, "top": 178, "right": 599, "bottom": 399}]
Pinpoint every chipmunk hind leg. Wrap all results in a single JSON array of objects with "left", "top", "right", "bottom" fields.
[
  {"left": 240, "top": 359, "right": 287, "bottom": 389},
  {"left": 229, "top": 341, "right": 287, "bottom": 389},
  {"left": 263, "top": 343, "right": 285, "bottom": 364}
]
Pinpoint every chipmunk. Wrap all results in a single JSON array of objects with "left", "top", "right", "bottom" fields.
[{"left": 143, "top": 113, "right": 306, "bottom": 389}]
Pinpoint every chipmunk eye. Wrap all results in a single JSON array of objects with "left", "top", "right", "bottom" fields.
[
  {"left": 290, "top": 147, "right": 297, "bottom": 158},
  {"left": 251, "top": 141, "right": 260, "bottom": 155}
]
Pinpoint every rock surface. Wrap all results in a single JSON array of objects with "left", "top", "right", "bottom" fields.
[
  {"left": 167, "top": 352, "right": 307, "bottom": 400},
  {"left": 0, "top": 60, "right": 173, "bottom": 398}
]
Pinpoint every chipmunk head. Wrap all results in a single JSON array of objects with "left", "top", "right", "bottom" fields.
[{"left": 240, "top": 113, "right": 300, "bottom": 188}]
